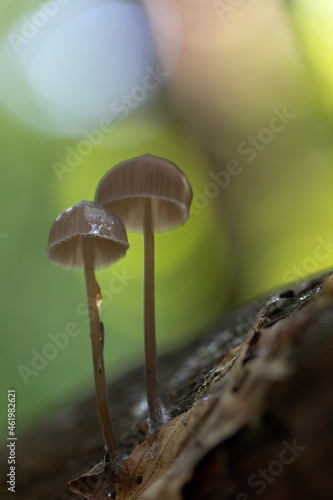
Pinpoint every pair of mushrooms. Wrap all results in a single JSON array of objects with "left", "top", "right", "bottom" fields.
[{"left": 47, "top": 155, "right": 193, "bottom": 454}]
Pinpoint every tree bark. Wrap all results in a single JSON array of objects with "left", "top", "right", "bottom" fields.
[{"left": 2, "top": 272, "right": 333, "bottom": 499}]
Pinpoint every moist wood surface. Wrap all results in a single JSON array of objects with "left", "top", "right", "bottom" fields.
[{"left": 1, "top": 272, "right": 332, "bottom": 499}]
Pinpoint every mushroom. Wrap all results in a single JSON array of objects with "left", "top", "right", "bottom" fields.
[
  {"left": 47, "top": 200, "right": 129, "bottom": 453},
  {"left": 95, "top": 155, "right": 193, "bottom": 431}
]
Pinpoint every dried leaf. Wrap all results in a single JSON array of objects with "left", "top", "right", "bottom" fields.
[
  {"left": 116, "top": 290, "right": 326, "bottom": 500},
  {"left": 68, "top": 451, "right": 123, "bottom": 499},
  {"left": 116, "top": 396, "right": 216, "bottom": 500},
  {"left": 137, "top": 395, "right": 253, "bottom": 500},
  {"left": 116, "top": 347, "right": 251, "bottom": 500}
]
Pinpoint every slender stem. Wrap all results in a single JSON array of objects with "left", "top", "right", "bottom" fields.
[
  {"left": 82, "top": 240, "right": 119, "bottom": 453},
  {"left": 144, "top": 198, "right": 163, "bottom": 431}
]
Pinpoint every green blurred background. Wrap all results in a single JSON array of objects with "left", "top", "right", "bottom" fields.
[{"left": 1, "top": 0, "right": 333, "bottom": 434}]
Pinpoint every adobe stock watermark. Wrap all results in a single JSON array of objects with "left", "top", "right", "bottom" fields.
[
  {"left": 75, "top": 268, "right": 135, "bottom": 320},
  {"left": 17, "top": 268, "right": 134, "bottom": 386},
  {"left": 8, "top": 0, "right": 71, "bottom": 53},
  {"left": 213, "top": 0, "right": 244, "bottom": 21},
  {"left": 234, "top": 300, "right": 263, "bottom": 337},
  {"left": 237, "top": 107, "right": 296, "bottom": 163},
  {"left": 60, "top": 452, "right": 123, "bottom": 500},
  {"left": 190, "top": 106, "right": 296, "bottom": 217},
  {"left": 17, "top": 321, "right": 81, "bottom": 386},
  {"left": 191, "top": 160, "right": 242, "bottom": 216},
  {"left": 282, "top": 236, "right": 333, "bottom": 284},
  {"left": 236, "top": 438, "right": 307, "bottom": 499},
  {"left": 52, "top": 64, "right": 169, "bottom": 182}
]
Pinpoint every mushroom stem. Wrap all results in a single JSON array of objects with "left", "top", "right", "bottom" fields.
[
  {"left": 82, "top": 240, "right": 119, "bottom": 453},
  {"left": 144, "top": 198, "right": 163, "bottom": 431}
]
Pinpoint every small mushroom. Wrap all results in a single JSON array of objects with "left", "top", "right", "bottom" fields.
[
  {"left": 47, "top": 200, "right": 129, "bottom": 453},
  {"left": 95, "top": 155, "right": 193, "bottom": 431}
]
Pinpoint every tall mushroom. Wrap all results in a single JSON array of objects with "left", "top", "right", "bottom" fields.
[
  {"left": 95, "top": 155, "right": 193, "bottom": 431},
  {"left": 47, "top": 200, "right": 129, "bottom": 453}
]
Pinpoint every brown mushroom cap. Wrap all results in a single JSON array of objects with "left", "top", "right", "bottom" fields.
[
  {"left": 94, "top": 155, "right": 193, "bottom": 232},
  {"left": 47, "top": 200, "right": 129, "bottom": 270}
]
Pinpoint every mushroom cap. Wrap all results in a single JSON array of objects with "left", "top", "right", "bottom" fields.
[
  {"left": 47, "top": 201, "right": 129, "bottom": 271},
  {"left": 94, "top": 155, "right": 193, "bottom": 232}
]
